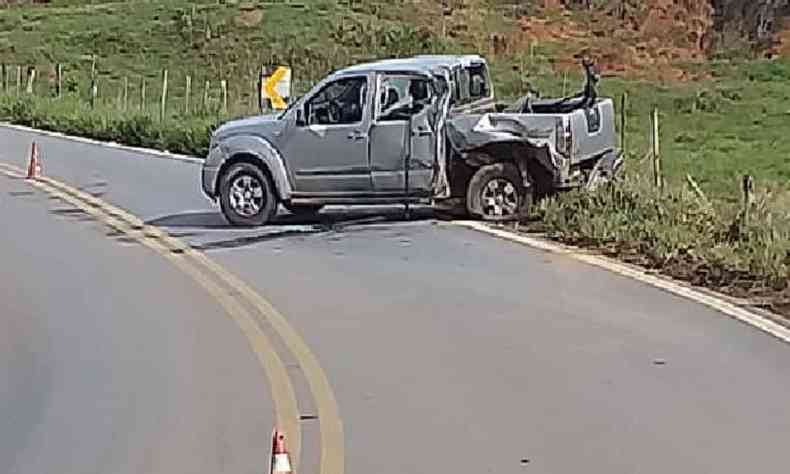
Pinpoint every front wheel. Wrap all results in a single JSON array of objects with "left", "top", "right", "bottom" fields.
[
  {"left": 466, "top": 163, "right": 531, "bottom": 222},
  {"left": 219, "top": 162, "right": 277, "bottom": 227}
]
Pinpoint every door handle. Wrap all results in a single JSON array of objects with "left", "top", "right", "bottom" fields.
[{"left": 347, "top": 131, "right": 367, "bottom": 141}]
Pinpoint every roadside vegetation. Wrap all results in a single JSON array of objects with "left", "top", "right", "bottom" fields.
[
  {"left": 0, "top": 93, "right": 214, "bottom": 155},
  {"left": 530, "top": 175, "right": 790, "bottom": 318},
  {"left": 0, "top": 0, "right": 788, "bottom": 317}
]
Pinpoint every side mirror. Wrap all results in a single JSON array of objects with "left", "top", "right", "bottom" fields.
[{"left": 296, "top": 107, "right": 306, "bottom": 126}]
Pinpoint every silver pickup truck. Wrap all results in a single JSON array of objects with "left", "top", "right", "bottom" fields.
[{"left": 201, "top": 55, "right": 621, "bottom": 225}]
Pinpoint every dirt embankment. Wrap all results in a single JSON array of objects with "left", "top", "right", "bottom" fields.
[{"left": 520, "top": 0, "right": 790, "bottom": 80}]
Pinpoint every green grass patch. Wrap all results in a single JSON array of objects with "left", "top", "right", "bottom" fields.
[{"left": 0, "top": 93, "right": 216, "bottom": 156}]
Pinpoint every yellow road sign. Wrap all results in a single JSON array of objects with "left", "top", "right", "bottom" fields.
[{"left": 262, "top": 66, "right": 291, "bottom": 110}]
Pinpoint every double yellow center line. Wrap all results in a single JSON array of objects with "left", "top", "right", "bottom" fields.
[{"left": 0, "top": 163, "right": 344, "bottom": 474}]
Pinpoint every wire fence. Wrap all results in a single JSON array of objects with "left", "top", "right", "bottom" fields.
[{"left": 0, "top": 59, "right": 322, "bottom": 121}]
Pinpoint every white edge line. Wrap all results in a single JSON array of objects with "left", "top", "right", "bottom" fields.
[
  {"left": 0, "top": 122, "right": 204, "bottom": 165},
  {"left": 455, "top": 220, "right": 790, "bottom": 345}
]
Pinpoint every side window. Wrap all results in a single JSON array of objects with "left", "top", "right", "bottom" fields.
[
  {"left": 305, "top": 77, "right": 367, "bottom": 126},
  {"left": 455, "top": 68, "right": 471, "bottom": 105},
  {"left": 468, "top": 64, "right": 490, "bottom": 100},
  {"left": 377, "top": 76, "right": 433, "bottom": 122}
]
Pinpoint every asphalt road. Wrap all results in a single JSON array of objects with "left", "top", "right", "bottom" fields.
[
  {"left": 2, "top": 126, "right": 790, "bottom": 474},
  {"left": 0, "top": 165, "right": 273, "bottom": 474}
]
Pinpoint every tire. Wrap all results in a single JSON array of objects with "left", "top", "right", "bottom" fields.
[
  {"left": 466, "top": 162, "right": 531, "bottom": 222},
  {"left": 284, "top": 203, "right": 324, "bottom": 215},
  {"left": 218, "top": 162, "right": 277, "bottom": 227}
]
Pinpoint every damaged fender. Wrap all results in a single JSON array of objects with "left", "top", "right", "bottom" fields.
[{"left": 443, "top": 113, "right": 567, "bottom": 192}]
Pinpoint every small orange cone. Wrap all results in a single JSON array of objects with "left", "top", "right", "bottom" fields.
[
  {"left": 26, "top": 142, "right": 42, "bottom": 179},
  {"left": 269, "top": 428, "right": 293, "bottom": 474}
]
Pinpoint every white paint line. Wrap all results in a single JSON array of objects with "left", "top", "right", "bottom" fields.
[
  {"left": 455, "top": 220, "right": 790, "bottom": 345},
  {"left": 0, "top": 123, "right": 204, "bottom": 165}
]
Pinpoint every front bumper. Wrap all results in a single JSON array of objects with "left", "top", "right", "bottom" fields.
[{"left": 201, "top": 143, "right": 226, "bottom": 200}]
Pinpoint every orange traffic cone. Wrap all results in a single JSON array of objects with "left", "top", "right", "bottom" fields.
[
  {"left": 26, "top": 142, "right": 42, "bottom": 179},
  {"left": 269, "top": 429, "right": 293, "bottom": 474}
]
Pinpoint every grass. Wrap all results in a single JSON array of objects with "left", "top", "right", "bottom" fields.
[
  {"left": 0, "top": 0, "right": 788, "bottom": 316},
  {"left": 0, "top": 92, "right": 214, "bottom": 155},
  {"left": 0, "top": 0, "right": 488, "bottom": 111}
]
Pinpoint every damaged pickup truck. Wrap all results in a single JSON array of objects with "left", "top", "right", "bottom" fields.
[{"left": 201, "top": 54, "right": 622, "bottom": 225}]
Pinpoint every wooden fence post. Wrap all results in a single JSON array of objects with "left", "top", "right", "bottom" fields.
[
  {"left": 619, "top": 92, "right": 628, "bottom": 157},
  {"left": 160, "top": 69, "right": 168, "bottom": 121},
  {"left": 90, "top": 79, "right": 98, "bottom": 108},
  {"left": 1, "top": 64, "right": 6, "bottom": 94},
  {"left": 651, "top": 107, "right": 662, "bottom": 190},
  {"left": 140, "top": 78, "right": 146, "bottom": 112},
  {"left": 25, "top": 66, "right": 36, "bottom": 94},
  {"left": 259, "top": 66, "right": 270, "bottom": 113},
  {"left": 530, "top": 41, "right": 536, "bottom": 67},
  {"left": 250, "top": 73, "right": 256, "bottom": 110},
  {"left": 742, "top": 175, "right": 754, "bottom": 227},
  {"left": 16, "top": 65, "right": 22, "bottom": 95},
  {"left": 90, "top": 55, "right": 97, "bottom": 108},
  {"left": 440, "top": 3, "right": 447, "bottom": 39},
  {"left": 55, "top": 63, "right": 63, "bottom": 98},
  {"left": 220, "top": 79, "right": 228, "bottom": 114},
  {"left": 185, "top": 75, "right": 191, "bottom": 115},
  {"left": 122, "top": 76, "right": 129, "bottom": 111},
  {"left": 202, "top": 79, "right": 210, "bottom": 113},
  {"left": 686, "top": 174, "right": 712, "bottom": 212}
]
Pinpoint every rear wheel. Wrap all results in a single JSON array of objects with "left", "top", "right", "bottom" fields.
[
  {"left": 466, "top": 163, "right": 531, "bottom": 222},
  {"left": 219, "top": 162, "right": 277, "bottom": 227}
]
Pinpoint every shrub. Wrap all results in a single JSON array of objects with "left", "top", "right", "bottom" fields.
[
  {"left": 0, "top": 94, "right": 213, "bottom": 157},
  {"left": 533, "top": 174, "right": 790, "bottom": 302}
]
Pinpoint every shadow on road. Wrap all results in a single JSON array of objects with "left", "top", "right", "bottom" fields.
[
  {"left": 144, "top": 206, "right": 440, "bottom": 251},
  {"left": 146, "top": 205, "right": 437, "bottom": 230},
  {"left": 190, "top": 228, "right": 326, "bottom": 251},
  {"left": 145, "top": 211, "right": 234, "bottom": 229}
]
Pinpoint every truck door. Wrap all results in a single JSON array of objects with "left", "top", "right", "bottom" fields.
[
  {"left": 281, "top": 75, "right": 373, "bottom": 194},
  {"left": 368, "top": 74, "right": 436, "bottom": 196}
]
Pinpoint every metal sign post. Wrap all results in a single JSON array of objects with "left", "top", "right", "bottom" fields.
[{"left": 261, "top": 66, "right": 291, "bottom": 111}]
